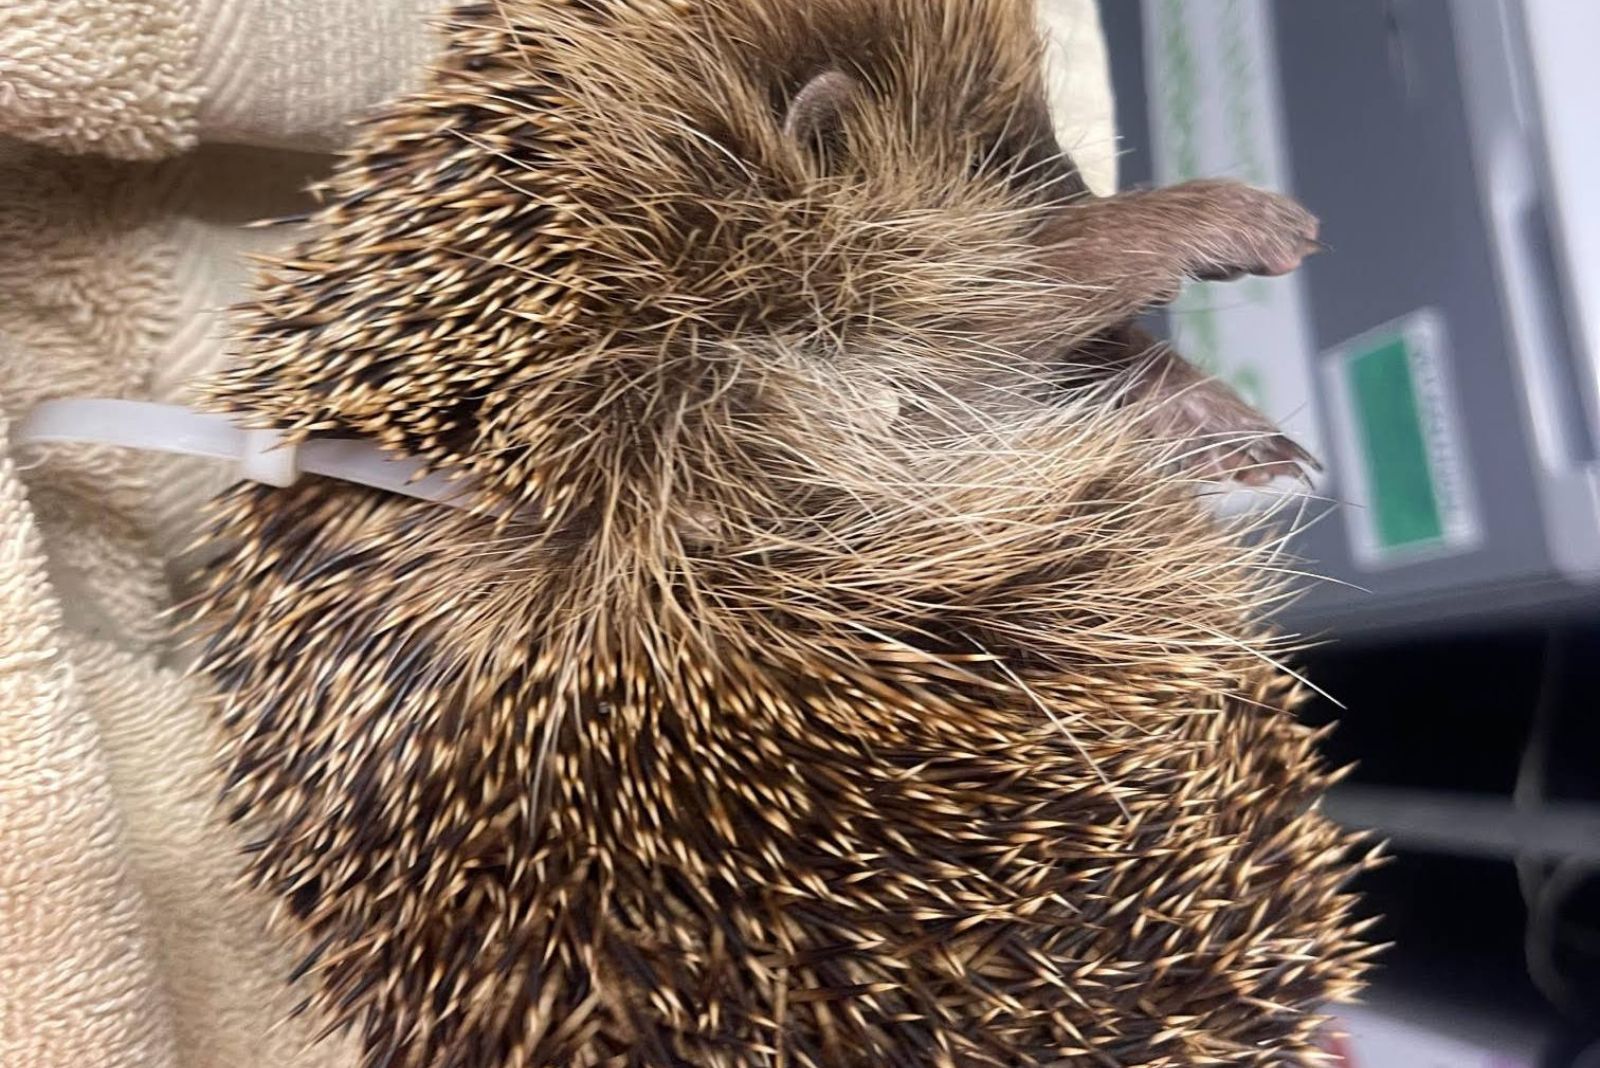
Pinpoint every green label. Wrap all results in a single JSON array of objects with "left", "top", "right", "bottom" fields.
[
  {"left": 1344, "top": 335, "right": 1445, "bottom": 549},
  {"left": 1325, "top": 308, "right": 1479, "bottom": 569}
]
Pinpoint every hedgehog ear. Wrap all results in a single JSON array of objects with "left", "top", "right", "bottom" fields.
[{"left": 783, "top": 69, "right": 859, "bottom": 147}]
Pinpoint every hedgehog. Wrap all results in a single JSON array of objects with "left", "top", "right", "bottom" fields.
[{"left": 185, "top": 1, "right": 1377, "bottom": 1065}]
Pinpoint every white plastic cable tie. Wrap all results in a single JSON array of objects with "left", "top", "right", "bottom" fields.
[
  {"left": 241, "top": 427, "right": 298, "bottom": 488},
  {"left": 13, "top": 398, "right": 472, "bottom": 509}
]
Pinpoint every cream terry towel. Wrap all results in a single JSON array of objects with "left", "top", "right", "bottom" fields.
[
  {"left": 0, "top": 4, "right": 1116, "bottom": 1066},
  {"left": 0, "top": 0, "right": 439, "bottom": 158}
]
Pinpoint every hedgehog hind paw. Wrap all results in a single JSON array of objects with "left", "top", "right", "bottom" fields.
[{"left": 1226, "top": 434, "right": 1320, "bottom": 488}]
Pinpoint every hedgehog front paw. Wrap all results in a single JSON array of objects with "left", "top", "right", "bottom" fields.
[{"left": 1173, "top": 179, "right": 1322, "bottom": 283}]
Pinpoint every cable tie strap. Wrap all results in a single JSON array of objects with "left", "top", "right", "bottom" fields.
[{"left": 13, "top": 398, "right": 471, "bottom": 510}]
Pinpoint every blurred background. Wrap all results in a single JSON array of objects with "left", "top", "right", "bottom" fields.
[{"left": 1096, "top": 0, "right": 1600, "bottom": 1063}]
